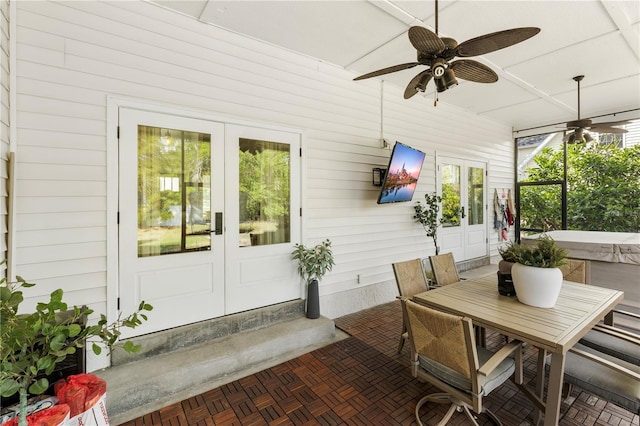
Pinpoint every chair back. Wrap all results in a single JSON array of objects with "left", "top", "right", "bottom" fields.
[
  {"left": 429, "top": 253, "right": 461, "bottom": 286},
  {"left": 402, "top": 298, "right": 475, "bottom": 379},
  {"left": 392, "top": 259, "right": 429, "bottom": 297},
  {"left": 560, "top": 258, "right": 590, "bottom": 284}
]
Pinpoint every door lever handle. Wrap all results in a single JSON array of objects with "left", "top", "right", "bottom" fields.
[
  {"left": 214, "top": 212, "right": 223, "bottom": 235},
  {"left": 461, "top": 206, "right": 466, "bottom": 219}
]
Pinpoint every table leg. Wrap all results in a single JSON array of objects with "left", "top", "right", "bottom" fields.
[
  {"left": 543, "top": 352, "right": 566, "bottom": 426},
  {"left": 533, "top": 348, "right": 547, "bottom": 425}
]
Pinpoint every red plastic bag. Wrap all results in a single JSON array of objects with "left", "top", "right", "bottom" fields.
[
  {"left": 54, "top": 374, "right": 109, "bottom": 426},
  {"left": 1, "top": 404, "right": 70, "bottom": 426}
]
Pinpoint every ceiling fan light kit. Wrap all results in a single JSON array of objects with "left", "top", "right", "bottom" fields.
[{"left": 353, "top": 0, "right": 540, "bottom": 103}]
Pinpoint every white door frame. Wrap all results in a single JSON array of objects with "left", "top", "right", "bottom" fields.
[{"left": 106, "top": 96, "right": 305, "bottom": 331}]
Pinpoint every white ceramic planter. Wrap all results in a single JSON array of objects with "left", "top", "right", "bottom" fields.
[{"left": 511, "top": 263, "right": 563, "bottom": 308}]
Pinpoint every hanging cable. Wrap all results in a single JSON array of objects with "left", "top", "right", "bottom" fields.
[{"left": 380, "top": 80, "right": 384, "bottom": 148}]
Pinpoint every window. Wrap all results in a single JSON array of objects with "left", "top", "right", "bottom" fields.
[
  {"left": 137, "top": 126, "right": 212, "bottom": 256},
  {"left": 238, "top": 138, "right": 291, "bottom": 247}
]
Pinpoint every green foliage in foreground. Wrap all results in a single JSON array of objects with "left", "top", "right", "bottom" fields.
[
  {"left": 521, "top": 143, "right": 640, "bottom": 232},
  {"left": 0, "top": 269, "right": 152, "bottom": 425}
]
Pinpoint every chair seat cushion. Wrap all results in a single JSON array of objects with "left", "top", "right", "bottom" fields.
[
  {"left": 579, "top": 329, "right": 640, "bottom": 366},
  {"left": 419, "top": 347, "right": 515, "bottom": 396},
  {"left": 555, "top": 343, "right": 640, "bottom": 414}
]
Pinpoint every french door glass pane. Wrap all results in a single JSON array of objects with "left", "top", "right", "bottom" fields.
[
  {"left": 137, "top": 125, "right": 211, "bottom": 257},
  {"left": 442, "top": 164, "right": 461, "bottom": 227},
  {"left": 239, "top": 138, "right": 291, "bottom": 247},
  {"left": 468, "top": 167, "right": 484, "bottom": 225}
]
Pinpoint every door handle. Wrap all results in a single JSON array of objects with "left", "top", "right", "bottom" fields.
[
  {"left": 214, "top": 212, "right": 223, "bottom": 235},
  {"left": 461, "top": 206, "right": 466, "bottom": 219}
]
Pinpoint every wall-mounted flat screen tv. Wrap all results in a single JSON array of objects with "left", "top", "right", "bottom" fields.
[{"left": 377, "top": 142, "right": 426, "bottom": 204}]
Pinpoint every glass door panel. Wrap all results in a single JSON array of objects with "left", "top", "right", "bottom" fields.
[
  {"left": 468, "top": 166, "right": 484, "bottom": 226},
  {"left": 239, "top": 138, "right": 291, "bottom": 247},
  {"left": 137, "top": 126, "right": 212, "bottom": 257},
  {"left": 441, "top": 164, "right": 461, "bottom": 227}
]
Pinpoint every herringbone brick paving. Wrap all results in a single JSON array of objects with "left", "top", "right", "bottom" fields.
[{"left": 120, "top": 301, "right": 639, "bottom": 426}]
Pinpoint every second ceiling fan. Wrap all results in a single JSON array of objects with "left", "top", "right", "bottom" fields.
[
  {"left": 562, "top": 75, "right": 629, "bottom": 144},
  {"left": 353, "top": 0, "right": 540, "bottom": 100}
]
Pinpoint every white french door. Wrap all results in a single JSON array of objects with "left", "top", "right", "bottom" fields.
[
  {"left": 118, "top": 109, "right": 225, "bottom": 337},
  {"left": 437, "top": 156, "right": 488, "bottom": 262},
  {"left": 117, "top": 108, "right": 302, "bottom": 337},
  {"left": 224, "top": 124, "right": 301, "bottom": 314}
]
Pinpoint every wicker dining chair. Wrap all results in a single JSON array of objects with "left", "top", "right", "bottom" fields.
[
  {"left": 560, "top": 258, "right": 590, "bottom": 284},
  {"left": 429, "top": 253, "right": 461, "bottom": 286},
  {"left": 428, "top": 252, "right": 490, "bottom": 346},
  {"left": 392, "top": 259, "right": 430, "bottom": 354},
  {"left": 401, "top": 298, "right": 523, "bottom": 425}
]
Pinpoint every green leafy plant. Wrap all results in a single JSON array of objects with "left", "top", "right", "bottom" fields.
[
  {"left": 520, "top": 142, "right": 640, "bottom": 232},
  {"left": 291, "top": 239, "right": 335, "bottom": 284},
  {"left": 414, "top": 193, "right": 443, "bottom": 254},
  {"left": 0, "top": 271, "right": 152, "bottom": 426},
  {"left": 498, "top": 234, "right": 568, "bottom": 268}
]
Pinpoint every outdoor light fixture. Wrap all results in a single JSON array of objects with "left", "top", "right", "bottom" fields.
[
  {"left": 372, "top": 168, "right": 386, "bottom": 186},
  {"left": 435, "top": 68, "right": 458, "bottom": 93}
]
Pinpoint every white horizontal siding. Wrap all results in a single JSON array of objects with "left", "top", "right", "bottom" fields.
[
  {"left": 17, "top": 227, "right": 105, "bottom": 247},
  {"left": 12, "top": 1, "right": 515, "bottom": 325}
]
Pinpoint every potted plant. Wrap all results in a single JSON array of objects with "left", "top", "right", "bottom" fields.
[
  {"left": 0, "top": 271, "right": 152, "bottom": 426},
  {"left": 498, "top": 234, "right": 568, "bottom": 307},
  {"left": 413, "top": 193, "right": 443, "bottom": 255},
  {"left": 291, "top": 239, "right": 335, "bottom": 319}
]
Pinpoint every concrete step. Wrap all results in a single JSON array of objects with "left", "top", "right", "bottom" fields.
[{"left": 96, "top": 312, "right": 345, "bottom": 425}]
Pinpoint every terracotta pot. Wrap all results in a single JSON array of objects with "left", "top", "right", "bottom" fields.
[{"left": 511, "top": 263, "right": 563, "bottom": 308}]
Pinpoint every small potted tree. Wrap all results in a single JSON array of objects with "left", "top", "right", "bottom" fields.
[
  {"left": 413, "top": 193, "right": 442, "bottom": 255},
  {"left": 291, "top": 239, "right": 335, "bottom": 319},
  {"left": 0, "top": 272, "right": 152, "bottom": 426},
  {"left": 498, "top": 234, "right": 568, "bottom": 307}
]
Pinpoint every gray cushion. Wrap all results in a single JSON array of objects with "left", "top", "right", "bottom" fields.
[
  {"left": 557, "top": 343, "right": 640, "bottom": 414},
  {"left": 419, "top": 347, "right": 515, "bottom": 396},
  {"left": 579, "top": 329, "right": 640, "bottom": 366}
]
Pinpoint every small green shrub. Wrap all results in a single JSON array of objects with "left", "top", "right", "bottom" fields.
[
  {"left": 0, "top": 268, "right": 152, "bottom": 426},
  {"left": 291, "top": 239, "right": 335, "bottom": 284},
  {"left": 498, "top": 234, "right": 568, "bottom": 268}
]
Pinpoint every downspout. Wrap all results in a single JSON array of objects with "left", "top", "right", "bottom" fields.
[{"left": 517, "top": 133, "right": 558, "bottom": 174}]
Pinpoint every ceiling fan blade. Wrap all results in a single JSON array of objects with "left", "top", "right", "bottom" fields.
[
  {"left": 591, "top": 120, "right": 631, "bottom": 127},
  {"left": 449, "top": 60, "right": 498, "bottom": 83},
  {"left": 404, "top": 70, "right": 433, "bottom": 99},
  {"left": 457, "top": 27, "right": 540, "bottom": 57},
  {"left": 353, "top": 62, "right": 420, "bottom": 81},
  {"left": 588, "top": 126, "right": 628, "bottom": 134},
  {"left": 408, "top": 26, "right": 445, "bottom": 55}
]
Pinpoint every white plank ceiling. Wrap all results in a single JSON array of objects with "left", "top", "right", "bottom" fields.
[{"left": 150, "top": 0, "right": 640, "bottom": 132}]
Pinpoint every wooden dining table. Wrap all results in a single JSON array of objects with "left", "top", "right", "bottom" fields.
[{"left": 412, "top": 273, "right": 624, "bottom": 426}]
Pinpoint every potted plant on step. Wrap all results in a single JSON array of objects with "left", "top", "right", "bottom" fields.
[
  {"left": 0, "top": 271, "right": 152, "bottom": 426},
  {"left": 291, "top": 239, "right": 335, "bottom": 319},
  {"left": 498, "top": 234, "right": 568, "bottom": 308}
]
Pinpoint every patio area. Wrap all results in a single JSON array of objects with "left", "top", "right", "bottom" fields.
[{"left": 119, "top": 298, "right": 638, "bottom": 426}]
